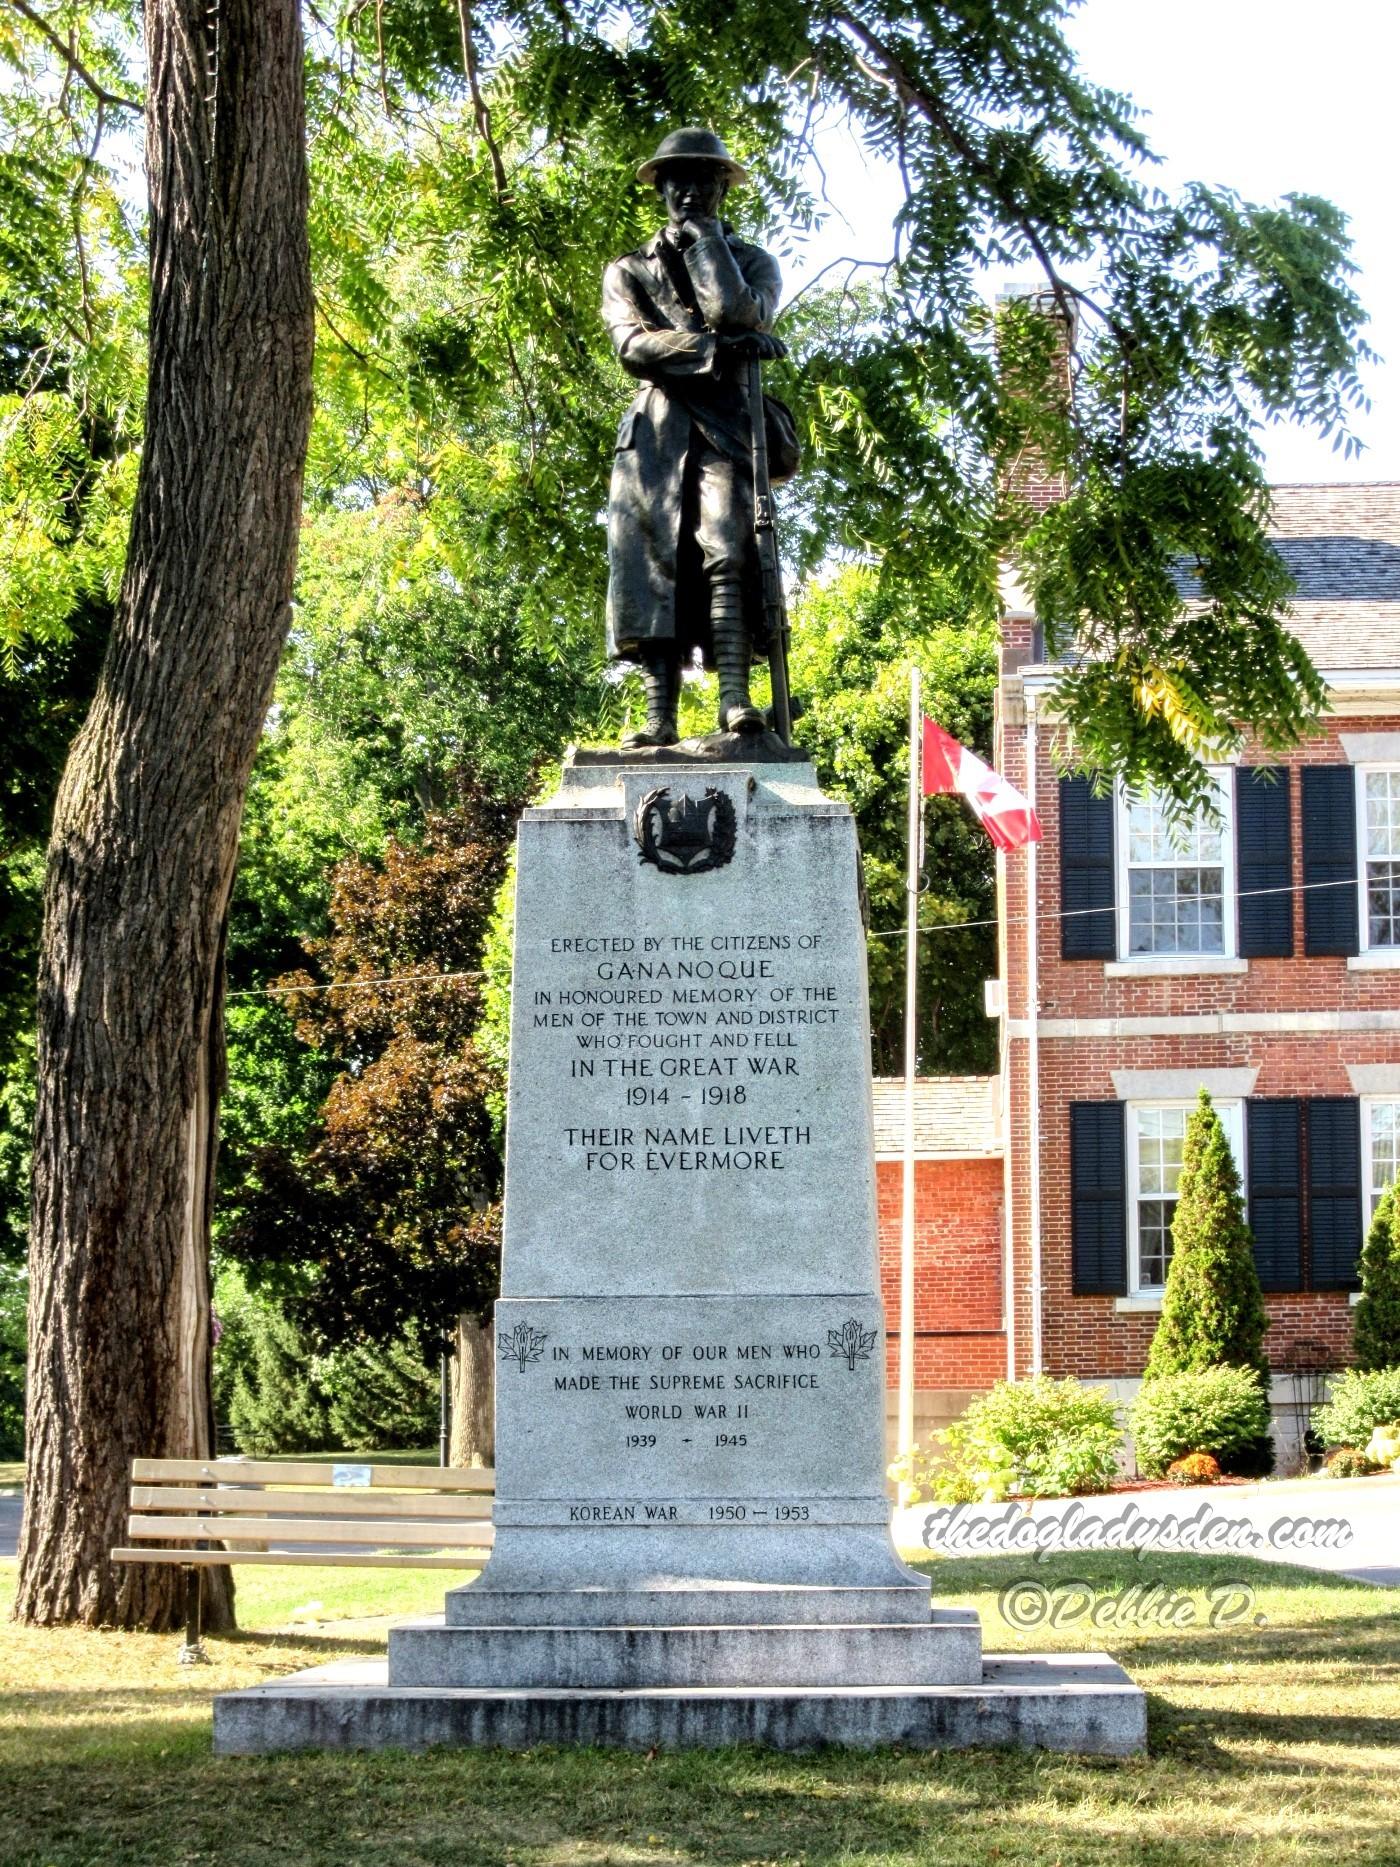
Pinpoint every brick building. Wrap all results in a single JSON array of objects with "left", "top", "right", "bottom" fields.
[
  {"left": 879, "top": 484, "right": 1400, "bottom": 1466},
  {"left": 871, "top": 1077, "right": 1004, "bottom": 1443}
]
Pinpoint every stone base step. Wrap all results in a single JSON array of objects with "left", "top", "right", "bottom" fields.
[
  {"left": 213, "top": 1653, "right": 1146, "bottom": 1757},
  {"left": 445, "top": 1581, "right": 931, "bottom": 1627},
  {"left": 388, "top": 1608, "right": 983, "bottom": 1689}
]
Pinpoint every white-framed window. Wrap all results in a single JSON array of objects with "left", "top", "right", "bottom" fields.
[
  {"left": 1116, "top": 770, "right": 1236, "bottom": 960},
  {"left": 1362, "top": 1097, "right": 1400, "bottom": 1216},
  {"left": 1126, "top": 1099, "right": 1245, "bottom": 1293},
  {"left": 1358, "top": 765, "right": 1400, "bottom": 952}
]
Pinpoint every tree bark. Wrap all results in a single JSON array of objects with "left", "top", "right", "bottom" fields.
[
  {"left": 449, "top": 1314, "right": 495, "bottom": 1469},
  {"left": 16, "top": 0, "right": 313, "bottom": 1628}
]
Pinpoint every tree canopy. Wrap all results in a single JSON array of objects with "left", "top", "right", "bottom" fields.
[
  {"left": 222, "top": 787, "right": 516, "bottom": 1350},
  {"left": 309, "top": 0, "right": 1369, "bottom": 813},
  {"left": 1, "top": 0, "right": 1373, "bottom": 815}
]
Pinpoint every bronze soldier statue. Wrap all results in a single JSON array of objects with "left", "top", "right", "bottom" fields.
[{"left": 603, "top": 127, "right": 790, "bottom": 749}]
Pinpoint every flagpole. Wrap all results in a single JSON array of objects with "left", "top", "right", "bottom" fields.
[{"left": 897, "top": 665, "right": 920, "bottom": 1502}]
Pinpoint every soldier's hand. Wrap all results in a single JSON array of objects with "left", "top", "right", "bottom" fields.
[
  {"left": 721, "top": 332, "right": 788, "bottom": 363},
  {"left": 678, "top": 214, "right": 723, "bottom": 248}
]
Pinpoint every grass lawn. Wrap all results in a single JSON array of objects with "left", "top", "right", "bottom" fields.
[{"left": 1, "top": 1551, "right": 1396, "bottom": 1866}]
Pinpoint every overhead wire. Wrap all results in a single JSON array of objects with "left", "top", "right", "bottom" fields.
[
  {"left": 867, "top": 872, "right": 1359, "bottom": 942},
  {"left": 223, "top": 872, "right": 1361, "bottom": 998}
]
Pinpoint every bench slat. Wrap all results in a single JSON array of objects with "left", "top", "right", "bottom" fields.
[
  {"left": 131, "top": 1458, "right": 494, "bottom": 1492},
  {"left": 127, "top": 1513, "right": 495, "bottom": 1548},
  {"left": 129, "top": 1485, "right": 493, "bottom": 1520},
  {"left": 111, "top": 1547, "right": 485, "bottom": 1569}
]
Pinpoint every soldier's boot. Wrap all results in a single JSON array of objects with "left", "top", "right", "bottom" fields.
[
  {"left": 622, "top": 649, "right": 681, "bottom": 748},
  {"left": 711, "top": 576, "right": 764, "bottom": 735}
]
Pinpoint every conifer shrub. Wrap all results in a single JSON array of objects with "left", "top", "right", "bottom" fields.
[
  {"left": 214, "top": 1268, "right": 436, "bottom": 1455},
  {"left": 1144, "top": 1089, "right": 1270, "bottom": 1383},
  {"left": 1353, "top": 1183, "right": 1400, "bottom": 1370},
  {"left": 1128, "top": 1366, "right": 1269, "bottom": 1478},
  {"left": 319, "top": 1338, "right": 437, "bottom": 1451},
  {"left": 222, "top": 1296, "right": 331, "bottom": 1456},
  {"left": 1313, "top": 1366, "right": 1400, "bottom": 1449}
]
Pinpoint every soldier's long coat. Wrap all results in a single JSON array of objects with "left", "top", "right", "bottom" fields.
[{"left": 602, "top": 226, "right": 781, "bottom": 662}]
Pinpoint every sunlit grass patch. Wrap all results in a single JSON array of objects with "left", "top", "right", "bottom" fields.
[{"left": 1, "top": 1552, "right": 1397, "bottom": 1866}]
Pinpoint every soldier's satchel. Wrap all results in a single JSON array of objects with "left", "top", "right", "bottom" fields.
[{"left": 763, "top": 393, "right": 801, "bottom": 484}]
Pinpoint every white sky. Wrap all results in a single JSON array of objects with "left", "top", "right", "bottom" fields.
[{"left": 787, "top": 0, "right": 1400, "bottom": 484}]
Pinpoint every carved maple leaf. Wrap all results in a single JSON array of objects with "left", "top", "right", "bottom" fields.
[
  {"left": 498, "top": 1321, "right": 547, "bottom": 1372},
  {"left": 828, "top": 1318, "right": 878, "bottom": 1370}
]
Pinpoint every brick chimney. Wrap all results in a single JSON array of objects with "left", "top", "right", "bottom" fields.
[{"left": 996, "top": 284, "right": 1076, "bottom": 516}]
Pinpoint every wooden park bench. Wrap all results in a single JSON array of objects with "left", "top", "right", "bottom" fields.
[{"left": 112, "top": 1456, "right": 494, "bottom": 1661}]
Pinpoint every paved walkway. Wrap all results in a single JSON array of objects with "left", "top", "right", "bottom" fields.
[
  {"left": 0, "top": 1490, "right": 19, "bottom": 1560},
  {"left": 892, "top": 1471, "right": 1400, "bottom": 1587}
]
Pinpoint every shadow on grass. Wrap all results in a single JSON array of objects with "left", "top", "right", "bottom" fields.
[
  {"left": 914, "top": 1551, "right": 1400, "bottom": 1707},
  {"left": 1152, "top": 1700, "right": 1400, "bottom": 1751},
  {"left": 2, "top": 1551, "right": 1395, "bottom": 1863},
  {"left": 213, "top": 1631, "right": 387, "bottom": 1659},
  {"left": 918, "top": 1549, "right": 1388, "bottom": 1597},
  {"left": 3, "top": 1734, "right": 1399, "bottom": 1867}
]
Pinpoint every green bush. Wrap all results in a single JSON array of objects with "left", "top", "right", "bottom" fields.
[
  {"left": 1313, "top": 1366, "right": 1400, "bottom": 1450},
  {"left": 1129, "top": 1366, "right": 1270, "bottom": 1478},
  {"left": 0, "top": 1261, "right": 25, "bottom": 1461},
  {"left": 891, "top": 1376, "right": 1122, "bottom": 1503},
  {"left": 1145, "top": 1090, "right": 1269, "bottom": 1382},
  {"left": 1354, "top": 1184, "right": 1400, "bottom": 1370},
  {"left": 1323, "top": 1446, "right": 1379, "bottom": 1479},
  {"left": 221, "top": 1290, "right": 332, "bottom": 1457},
  {"left": 1363, "top": 1423, "right": 1400, "bottom": 1469},
  {"left": 214, "top": 1265, "right": 439, "bottom": 1457},
  {"left": 319, "top": 1337, "right": 437, "bottom": 1451}
]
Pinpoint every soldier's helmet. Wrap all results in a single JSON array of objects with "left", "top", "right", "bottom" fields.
[{"left": 636, "top": 127, "right": 749, "bottom": 186}]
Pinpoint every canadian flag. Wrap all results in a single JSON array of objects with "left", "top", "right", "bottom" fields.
[{"left": 921, "top": 717, "right": 1042, "bottom": 851}]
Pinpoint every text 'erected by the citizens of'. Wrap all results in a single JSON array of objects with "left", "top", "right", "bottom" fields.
[{"left": 524, "top": 928, "right": 848, "bottom": 1176}]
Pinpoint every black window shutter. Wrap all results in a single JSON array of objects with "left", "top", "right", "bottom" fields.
[
  {"left": 1060, "top": 778, "right": 1116, "bottom": 960},
  {"left": 1236, "top": 768, "right": 1293, "bottom": 957},
  {"left": 1246, "top": 1099, "right": 1302, "bottom": 1291},
  {"left": 1071, "top": 1102, "right": 1127, "bottom": 1296},
  {"left": 1301, "top": 766, "right": 1359, "bottom": 956},
  {"left": 1307, "top": 1097, "right": 1364, "bottom": 1290}
]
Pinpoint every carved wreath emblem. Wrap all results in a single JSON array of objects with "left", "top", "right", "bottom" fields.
[
  {"left": 828, "top": 1318, "right": 879, "bottom": 1371},
  {"left": 633, "top": 786, "right": 737, "bottom": 876}
]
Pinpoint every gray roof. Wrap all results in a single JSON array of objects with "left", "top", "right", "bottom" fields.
[
  {"left": 1265, "top": 484, "right": 1400, "bottom": 672},
  {"left": 870, "top": 1077, "right": 1002, "bottom": 1160},
  {"left": 1019, "top": 483, "right": 1400, "bottom": 679}
]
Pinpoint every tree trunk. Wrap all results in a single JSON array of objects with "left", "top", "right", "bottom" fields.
[
  {"left": 449, "top": 1314, "right": 495, "bottom": 1468},
  {"left": 16, "top": 0, "right": 313, "bottom": 1628}
]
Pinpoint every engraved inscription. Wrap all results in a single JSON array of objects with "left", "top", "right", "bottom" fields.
[
  {"left": 523, "top": 927, "right": 848, "bottom": 1187},
  {"left": 493, "top": 1298, "right": 886, "bottom": 1516}
]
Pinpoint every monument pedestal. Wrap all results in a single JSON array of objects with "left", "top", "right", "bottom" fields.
[{"left": 215, "top": 751, "right": 1144, "bottom": 1756}]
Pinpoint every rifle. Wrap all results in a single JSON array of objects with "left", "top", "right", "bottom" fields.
[{"left": 746, "top": 355, "right": 793, "bottom": 745}]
